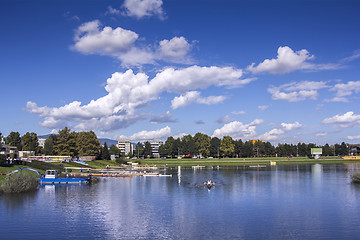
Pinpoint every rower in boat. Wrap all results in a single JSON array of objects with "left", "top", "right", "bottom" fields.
[{"left": 204, "top": 180, "right": 215, "bottom": 189}]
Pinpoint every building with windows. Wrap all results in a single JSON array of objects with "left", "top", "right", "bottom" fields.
[
  {"left": 38, "top": 138, "right": 47, "bottom": 148},
  {"left": 117, "top": 140, "right": 133, "bottom": 155},
  {"left": 150, "top": 140, "right": 163, "bottom": 158}
]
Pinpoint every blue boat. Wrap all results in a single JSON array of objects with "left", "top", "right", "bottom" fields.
[
  {"left": 39, "top": 170, "right": 91, "bottom": 184},
  {"left": 8, "top": 168, "right": 92, "bottom": 184}
]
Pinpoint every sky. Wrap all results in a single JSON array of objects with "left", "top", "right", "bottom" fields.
[{"left": 1, "top": 0, "right": 360, "bottom": 145}]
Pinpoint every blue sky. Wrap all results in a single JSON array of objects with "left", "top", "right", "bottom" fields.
[{"left": 1, "top": 0, "right": 360, "bottom": 144}]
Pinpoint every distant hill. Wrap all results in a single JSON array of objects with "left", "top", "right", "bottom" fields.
[
  {"left": 38, "top": 134, "right": 117, "bottom": 146},
  {"left": 98, "top": 138, "right": 118, "bottom": 146}
]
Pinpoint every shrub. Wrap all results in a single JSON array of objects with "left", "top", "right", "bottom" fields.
[
  {"left": 115, "top": 158, "right": 127, "bottom": 165},
  {"left": 0, "top": 172, "right": 38, "bottom": 193}
]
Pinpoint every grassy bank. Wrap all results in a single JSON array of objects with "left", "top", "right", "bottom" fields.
[{"left": 138, "top": 156, "right": 359, "bottom": 167}]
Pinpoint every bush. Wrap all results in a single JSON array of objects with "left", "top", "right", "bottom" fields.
[
  {"left": 115, "top": 158, "right": 127, "bottom": 165},
  {"left": 0, "top": 172, "right": 38, "bottom": 193},
  {"left": 352, "top": 171, "right": 360, "bottom": 184}
]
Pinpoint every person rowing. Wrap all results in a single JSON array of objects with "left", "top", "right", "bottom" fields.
[{"left": 204, "top": 180, "right": 215, "bottom": 189}]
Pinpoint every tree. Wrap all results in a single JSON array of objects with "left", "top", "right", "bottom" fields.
[
  {"left": 144, "top": 141, "right": 152, "bottom": 157},
  {"left": 242, "top": 141, "right": 254, "bottom": 157},
  {"left": 109, "top": 144, "right": 121, "bottom": 156},
  {"left": 181, "top": 135, "right": 196, "bottom": 156},
  {"left": 220, "top": 136, "right": 235, "bottom": 157},
  {"left": 6, "top": 132, "right": 22, "bottom": 150},
  {"left": 159, "top": 137, "right": 174, "bottom": 157},
  {"left": 340, "top": 142, "right": 349, "bottom": 156},
  {"left": 21, "top": 132, "right": 38, "bottom": 152},
  {"left": 135, "top": 142, "right": 144, "bottom": 158},
  {"left": 44, "top": 135, "right": 57, "bottom": 155},
  {"left": 323, "top": 144, "right": 332, "bottom": 156},
  {"left": 210, "top": 137, "right": 220, "bottom": 158},
  {"left": 193, "top": 133, "right": 211, "bottom": 157},
  {"left": 234, "top": 139, "right": 243, "bottom": 158},
  {"left": 54, "top": 127, "right": 75, "bottom": 156},
  {"left": 76, "top": 131, "right": 101, "bottom": 156},
  {"left": 101, "top": 142, "right": 110, "bottom": 160}
]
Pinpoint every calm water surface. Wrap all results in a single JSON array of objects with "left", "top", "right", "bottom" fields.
[{"left": 1, "top": 164, "right": 360, "bottom": 239}]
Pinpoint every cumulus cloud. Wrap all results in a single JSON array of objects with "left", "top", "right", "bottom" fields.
[
  {"left": 72, "top": 20, "right": 193, "bottom": 66},
  {"left": 158, "top": 36, "right": 193, "bottom": 63},
  {"left": 212, "top": 119, "right": 263, "bottom": 139},
  {"left": 195, "top": 120, "right": 205, "bottom": 125},
  {"left": 327, "top": 81, "right": 360, "bottom": 102},
  {"left": 247, "top": 46, "right": 341, "bottom": 74},
  {"left": 171, "top": 91, "right": 226, "bottom": 109},
  {"left": 28, "top": 66, "right": 249, "bottom": 131},
  {"left": 259, "top": 121, "right": 302, "bottom": 141},
  {"left": 73, "top": 20, "right": 138, "bottom": 55},
  {"left": 322, "top": 111, "right": 360, "bottom": 128},
  {"left": 119, "top": 126, "right": 171, "bottom": 142},
  {"left": 122, "top": 0, "right": 164, "bottom": 19},
  {"left": 281, "top": 121, "right": 302, "bottom": 131},
  {"left": 268, "top": 81, "right": 328, "bottom": 102}
]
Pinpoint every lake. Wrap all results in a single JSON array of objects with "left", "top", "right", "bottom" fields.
[{"left": 1, "top": 164, "right": 360, "bottom": 239}]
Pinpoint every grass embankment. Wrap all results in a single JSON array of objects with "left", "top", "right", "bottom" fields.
[{"left": 139, "top": 156, "right": 357, "bottom": 167}]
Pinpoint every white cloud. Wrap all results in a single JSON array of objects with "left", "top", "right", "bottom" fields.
[
  {"left": 258, "top": 105, "right": 269, "bottom": 111},
  {"left": 348, "top": 135, "right": 360, "bottom": 140},
  {"left": 122, "top": 0, "right": 164, "bottom": 19},
  {"left": 232, "top": 110, "right": 246, "bottom": 115},
  {"left": 322, "top": 111, "right": 360, "bottom": 128},
  {"left": 28, "top": 66, "right": 249, "bottom": 131},
  {"left": 281, "top": 121, "right": 302, "bottom": 131},
  {"left": 171, "top": 91, "right": 225, "bottom": 109},
  {"left": 328, "top": 81, "right": 360, "bottom": 102},
  {"left": 341, "top": 49, "right": 360, "bottom": 62},
  {"left": 259, "top": 121, "right": 302, "bottom": 141},
  {"left": 268, "top": 81, "right": 328, "bottom": 102},
  {"left": 118, "top": 126, "right": 171, "bottom": 142},
  {"left": 247, "top": 46, "right": 341, "bottom": 74},
  {"left": 212, "top": 119, "right": 263, "bottom": 139},
  {"left": 316, "top": 132, "right": 327, "bottom": 137},
  {"left": 158, "top": 36, "right": 193, "bottom": 63},
  {"left": 105, "top": 6, "right": 121, "bottom": 16},
  {"left": 50, "top": 129, "right": 59, "bottom": 135},
  {"left": 72, "top": 21, "right": 195, "bottom": 67},
  {"left": 73, "top": 20, "right": 138, "bottom": 55},
  {"left": 130, "top": 126, "right": 171, "bottom": 141}
]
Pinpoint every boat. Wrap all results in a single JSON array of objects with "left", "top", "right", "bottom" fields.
[
  {"left": 143, "top": 174, "right": 172, "bottom": 177},
  {"left": 38, "top": 170, "right": 91, "bottom": 184},
  {"left": 204, "top": 180, "right": 215, "bottom": 189}
]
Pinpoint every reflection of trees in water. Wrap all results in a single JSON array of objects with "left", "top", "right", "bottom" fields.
[{"left": 1, "top": 191, "right": 37, "bottom": 212}]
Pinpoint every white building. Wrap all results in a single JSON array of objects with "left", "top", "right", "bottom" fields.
[
  {"left": 117, "top": 140, "right": 133, "bottom": 155},
  {"left": 150, "top": 140, "right": 163, "bottom": 158},
  {"left": 38, "top": 138, "right": 47, "bottom": 148}
]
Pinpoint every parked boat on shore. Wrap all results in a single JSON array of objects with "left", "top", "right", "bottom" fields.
[{"left": 38, "top": 170, "right": 91, "bottom": 184}]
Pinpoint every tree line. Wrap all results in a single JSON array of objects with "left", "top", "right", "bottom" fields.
[
  {"left": 1, "top": 129, "right": 351, "bottom": 159},
  {"left": 158, "top": 133, "right": 350, "bottom": 158}
]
